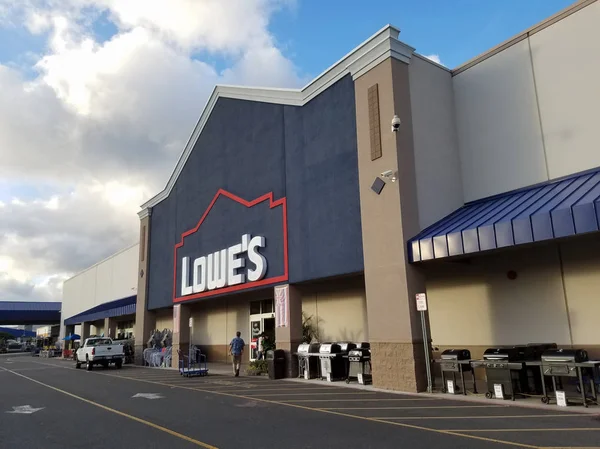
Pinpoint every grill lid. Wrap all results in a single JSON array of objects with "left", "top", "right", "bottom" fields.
[
  {"left": 319, "top": 343, "right": 341, "bottom": 354},
  {"left": 541, "top": 348, "right": 588, "bottom": 363},
  {"left": 349, "top": 348, "right": 370, "bottom": 358},
  {"left": 525, "top": 343, "right": 557, "bottom": 360},
  {"left": 483, "top": 346, "right": 524, "bottom": 361},
  {"left": 441, "top": 349, "right": 471, "bottom": 360},
  {"left": 337, "top": 342, "right": 357, "bottom": 352}
]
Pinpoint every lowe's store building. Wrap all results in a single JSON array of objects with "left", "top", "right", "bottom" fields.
[{"left": 63, "top": 1, "right": 600, "bottom": 392}]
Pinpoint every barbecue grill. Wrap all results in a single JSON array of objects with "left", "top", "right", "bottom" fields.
[
  {"left": 539, "top": 348, "right": 598, "bottom": 406},
  {"left": 347, "top": 347, "right": 371, "bottom": 385},
  {"left": 319, "top": 343, "right": 344, "bottom": 381},
  {"left": 481, "top": 346, "right": 527, "bottom": 400},
  {"left": 297, "top": 343, "right": 320, "bottom": 379},
  {"left": 439, "top": 349, "right": 475, "bottom": 395},
  {"left": 337, "top": 342, "right": 357, "bottom": 381},
  {"left": 523, "top": 343, "right": 557, "bottom": 395}
]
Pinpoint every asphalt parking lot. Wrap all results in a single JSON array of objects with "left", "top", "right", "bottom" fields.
[{"left": 1, "top": 353, "right": 599, "bottom": 448}]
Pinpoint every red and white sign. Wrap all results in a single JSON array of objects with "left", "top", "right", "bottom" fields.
[
  {"left": 275, "top": 285, "right": 289, "bottom": 328},
  {"left": 416, "top": 293, "right": 428, "bottom": 311}
]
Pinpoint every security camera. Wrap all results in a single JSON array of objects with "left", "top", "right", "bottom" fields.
[
  {"left": 391, "top": 114, "right": 401, "bottom": 132},
  {"left": 380, "top": 170, "right": 397, "bottom": 182}
]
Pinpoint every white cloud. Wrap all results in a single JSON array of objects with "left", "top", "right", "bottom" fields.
[
  {"left": 0, "top": 0, "right": 303, "bottom": 303},
  {"left": 423, "top": 53, "right": 443, "bottom": 66}
]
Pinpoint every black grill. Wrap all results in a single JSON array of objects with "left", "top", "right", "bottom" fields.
[
  {"left": 482, "top": 346, "right": 528, "bottom": 400},
  {"left": 297, "top": 343, "right": 320, "bottom": 379},
  {"left": 541, "top": 348, "right": 588, "bottom": 378},
  {"left": 438, "top": 349, "right": 476, "bottom": 395},
  {"left": 347, "top": 348, "right": 372, "bottom": 384},
  {"left": 440, "top": 349, "right": 471, "bottom": 373}
]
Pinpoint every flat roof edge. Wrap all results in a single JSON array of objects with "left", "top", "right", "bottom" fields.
[{"left": 452, "top": 0, "right": 597, "bottom": 76}]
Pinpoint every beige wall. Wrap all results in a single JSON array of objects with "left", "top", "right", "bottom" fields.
[
  {"left": 425, "top": 235, "right": 600, "bottom": 352},
  {"left": 409, "top": 55, "right": 463, "bottom": 230},
  {"left": 560, "top": 236, "right": 600, "bottom": 345},
  {"left": 155, "top": 309, "right": 173, "bottom": 331},
  {"left": 301, "top": 280, "right": 368, "bottom": 343},
  {"left": 530, "top": 2, "right": 600, "bottom": 179},
  {"left": 452, "top": 1, "right": 600, "bottom": 202},
  {"left": 453, "top": 38, "right": 547, "bottom": 202}
]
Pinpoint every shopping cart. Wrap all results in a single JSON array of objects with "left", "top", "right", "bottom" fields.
[{"left": 178, "top": 347, "right": 209, "bottom": 377}]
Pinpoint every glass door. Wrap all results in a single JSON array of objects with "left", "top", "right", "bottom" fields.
[{"left": 249, "top": 299, "right": 275, "bottom": 361}]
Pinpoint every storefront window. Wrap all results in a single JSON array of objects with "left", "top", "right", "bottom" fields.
[
  {"left": 250, "top": 301, "right": 261, "bottom": 315},
  {"left": 261, "top": 299, "right": 273, "bottom": 314}
]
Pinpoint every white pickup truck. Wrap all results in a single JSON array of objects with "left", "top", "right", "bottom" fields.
[{"left": 75, "top": 337, "right": 124, "bottom": 371}]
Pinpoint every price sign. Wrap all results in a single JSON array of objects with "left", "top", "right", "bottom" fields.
[
  {"left": 556, "top": 390, "right": 567, "bottom": 407},
  {"left": 446, "top": 379, "right": 455, "bottom": 394},
  {"left": 494, "top": 383, "right": 504, "bottom": 399}
]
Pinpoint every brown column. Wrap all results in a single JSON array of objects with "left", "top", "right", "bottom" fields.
[
  {"left": 81, "top": 322, "right": 91, "bottom": 341},
  {"left": 354, "top": 57, "right": 429, "bottom": 392},
  {"left": 134, "top": 210, "right": 156, "bottom": 364},
  {"left": 274, "top": 284, "right": 302, "bottom": 378},
  {"left": 171, "top": 304, "right": 191, "bottom": 369},
  {"left": 104, "top": 317, "right": 118, "bottom": 339}
]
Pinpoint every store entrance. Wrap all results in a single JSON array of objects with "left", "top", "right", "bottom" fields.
[{"left": 249, "top": 299, "right": 275, "bottom": 361}]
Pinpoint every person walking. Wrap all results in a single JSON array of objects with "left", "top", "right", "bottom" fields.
[{"left": 229, "top": 331, "right": 245, "bottom": 377}]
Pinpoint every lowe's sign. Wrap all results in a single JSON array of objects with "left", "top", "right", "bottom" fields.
[
  {"left": 181, "top": 234, "right": 267, "bottom": 295},
  {"left": 172, "top": 189, "right": 289, "bottom": 303}
]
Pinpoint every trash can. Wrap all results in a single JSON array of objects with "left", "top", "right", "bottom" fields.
[
  {"left": 267, "top": 349, "right": 286, "bottom": 380},
  {"left": 347, "top": 347, "right": 372, "bottom": 384}
]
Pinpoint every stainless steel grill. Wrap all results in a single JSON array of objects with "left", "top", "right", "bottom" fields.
[{"left": 297, "top": 343, "right": 320, "bottom": 379}]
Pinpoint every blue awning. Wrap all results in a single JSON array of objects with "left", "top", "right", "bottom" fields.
[
  {"left": 0, "top": 302, "right": 62, "bottom": 325},
  {"left": 64, "top": 295, "right": 136, "bottom": 326},
  {"left": 0, "top": 326, "right": 36, "bottom": 338},
  {"left": 63, "top": 334, "right": 81, "bottom": 341},
  {"left": 409, "top": 168, "right": 600, "bottom": 262}
]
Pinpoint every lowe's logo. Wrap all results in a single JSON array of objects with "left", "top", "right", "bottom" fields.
[{"left": 180, "top": 234, "right": 267, "bottom": 295}]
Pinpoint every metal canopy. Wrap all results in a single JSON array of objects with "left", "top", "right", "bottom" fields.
[
  {"left": 64, "top": 295, "right": 136, "bottom": 326},
  {"left": 0, "top": 301, "right": 62, "bottom": 325},
  {"left": 409, "top": 168, "right": 600, "bottom": 262}
]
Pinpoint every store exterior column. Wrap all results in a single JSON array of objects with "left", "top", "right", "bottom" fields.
[
  {"left": 104, "top": 317, "right": 117, "bottom": 339},
  {"left": 171, "top": 304, "right": 191, "bottom": 369},
  {"left": 354, "top": 52, "right": 429, "bottom": 392},
  {"left": 65, "top": 324, "right": 76, "bottom": 350},
  {"left": 274, "top": 284, "right": 302, "bottom": 378},
  {"left": 134, "top": 208, "right": 156, "bottom": 364},
  {"left": 81, "top": 322, "right": 91, "bottom": 341}
]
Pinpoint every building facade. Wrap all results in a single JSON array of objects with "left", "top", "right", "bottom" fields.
[
  {"left": 61, "top": 243, "right": 139, "bottom": 342},
  {"left": 129, "top": 0, "right": 600, "bottom": 392}
]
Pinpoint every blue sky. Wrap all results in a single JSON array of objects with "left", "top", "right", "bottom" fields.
[{"left": 269, "top": 0, "right": 574, "bottom": 74}]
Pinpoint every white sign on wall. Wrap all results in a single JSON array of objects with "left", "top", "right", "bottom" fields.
[
  {"left": 416, "top": 293, "right": 428, "bottom": 311},
  {"left": 181, "top": 234, "right": 267, "bottom": 296},
  {"left": 275, "top": 284, "right": 289, "bottom": 328}
]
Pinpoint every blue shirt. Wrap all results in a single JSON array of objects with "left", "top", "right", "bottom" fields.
[{"left": 230, "top": 337, "right": 245, "bottom": 355}]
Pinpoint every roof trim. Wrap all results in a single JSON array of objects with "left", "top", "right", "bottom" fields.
[
  {"left": 452, "top": 0, "right": 597, "bottom": 76},
  {"left": 139, "top": 24, "right": 415, "bottom": 213}
]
